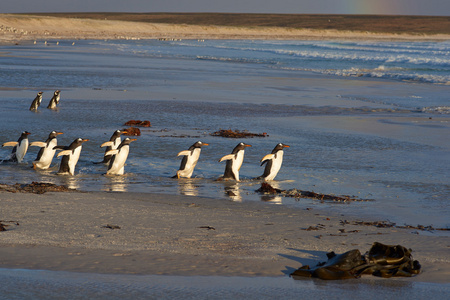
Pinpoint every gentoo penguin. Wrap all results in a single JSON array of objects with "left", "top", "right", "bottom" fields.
[
  {"left": 2, "top": 131, "right": 31, "bottom": 163},
  {"left": 47, "top": 90, "right": 61, "bottom": 109},
  {"left": 94, "top": 129, "right": 128, "bottom": 164},
  {"left": 173, "top": 141, "right": 209, "bottom": 178},
  {"left": 105, "top": 138, "right": 136, "bottom": 175},
  {"left": 218, "top": 142, "right": 252, "bottom": 181},
  {"left": 54, "top": 138, "right": 89, "bottom": 175},
  {"left": 30, "top": 131, "right": 63, "bottom": 170},
  {"left": 257, "top": 143, "right": 290, "bottom": 181},
  {"left": 29, "top": 92, "right": 43, "bottom": 111}
]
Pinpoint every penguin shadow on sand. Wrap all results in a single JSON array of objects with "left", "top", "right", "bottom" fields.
[{"left": 278, "top": 248, "right": 329, "bottom": 276}]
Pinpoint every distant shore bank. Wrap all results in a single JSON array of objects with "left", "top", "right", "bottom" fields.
[{"left": 1, "top": 13, "right": 449, "bottom": 44}]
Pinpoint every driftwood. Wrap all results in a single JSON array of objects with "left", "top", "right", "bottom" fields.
[
  {"left": 0, "top": 182, "right": 74, "bottom": 194},
  {"left": 210, "top": 129, "right": 268, "bottom": 138},
  {"left": 291, "top": 242, "right": 421, "bottom": 280}
]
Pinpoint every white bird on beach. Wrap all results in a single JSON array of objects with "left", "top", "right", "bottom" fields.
[
  {"left": 256, "top": 143, "right": 290, "bottom": 181},
  {"left": 2, "top": 131, "right": 31, "bottom": 163},
  {"left": 30, "top": 131, "right": 63, "bottom": 170}
]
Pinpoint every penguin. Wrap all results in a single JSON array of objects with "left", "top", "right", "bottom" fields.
[
  {"left": 2, "top": 131, "right": 31, "bottom": 163},
  {"left": 47, "top": 90, "right": 61, "bottom": 109},
  {"left": 173, "top": 141, "right": 209, "bottom": 179},
  {"left": 54, "top": 138, "right": 89, "bottom": 175},
  {"left": 30, "top": 131, "right": 63, "bottom": 170},
  {"left": 218, "top": 142, "right": 252, "bottom": 181},
  {"left": 105, "top": 138, "right": 136, "bottom": 175},
  {"left": 94, "top": 129, "right": 128, "bottom": 164},
  {"left": 29, "top": 92, "right": 43, "bottom": 111},
  {"left": 257, "top": 143, "right": 290, "bottom": 181}
]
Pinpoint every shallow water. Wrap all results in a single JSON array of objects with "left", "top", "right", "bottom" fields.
[
  {"left": 0, "top": 39, "right": 449, "bottom": 230},
  {"left": 1, "top": 268, "right": 449, "bottom": 300}
]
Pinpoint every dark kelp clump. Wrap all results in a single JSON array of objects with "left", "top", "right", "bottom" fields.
[
  {"left": 0, "top": 182, "right": 74, "bottom": 194},
  {"left": 123, "top": 120, "right": 151, "bottom": 127},
  {"left": 256, "top": 182, "right": 367, "bottom": 202},
  {"left": 291, "top": 242, "right": 421, "bottom": 280},
  {"left": 211, "top": 129, "right": 268, "bottom": 138}
]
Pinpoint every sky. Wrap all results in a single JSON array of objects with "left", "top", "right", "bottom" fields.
[{"left": 2, "top": 0, "right": 450, "bottom": 16}]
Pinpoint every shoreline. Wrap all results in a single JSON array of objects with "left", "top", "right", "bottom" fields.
[
  {"left": 1, "top": 14, "right": 449, "bottom": 45},
  {"left": 0, "top": 190, "right": 448, "bottom": 283}
]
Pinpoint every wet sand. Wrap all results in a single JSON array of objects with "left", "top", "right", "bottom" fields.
[
  {"left": 0, "top": 190, "right": 448, "bottom": 283},
  {"left": 1, "top": 13, "right": 449, "bottom": 45}
]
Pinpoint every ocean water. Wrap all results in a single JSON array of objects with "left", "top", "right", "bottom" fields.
[{"left": 0, "top": 39, "right": 449, "bottom": 231}]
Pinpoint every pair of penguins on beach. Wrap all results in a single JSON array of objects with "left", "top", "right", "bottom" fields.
[
  {"left": 29, "top": 90, "right": 61, "bottom": 111},
  {"left": 2, "top": 129, "right": 290, "bottom": 181}
]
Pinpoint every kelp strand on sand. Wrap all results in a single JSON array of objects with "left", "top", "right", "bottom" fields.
[{"left": 0, "top": 182, "right": 74, "bottom": 194}]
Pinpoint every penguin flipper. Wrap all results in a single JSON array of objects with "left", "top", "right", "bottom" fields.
[
  {"left": 101, "top": 141, "right": 114, "bottom": 148},
  {"left": 105, "top": 149, "right": 119, "bottom": 156},
  {"left": 30, "top": 141, "right": 47, "bottom": 147},
  {"left": 260, "top": 154, "right": 274, "bottom": 164},
  {"left": 177, "top": 150, "right": 191, "bottom": 156},
  {"left": 53, "top": 145, "right": 67, "bottom": 150},
  {"left": 2, "top": 141, "right": 18, "bottom": 147},
  {"left": 219, "top": 154, "right": 235, "bottom": 162},
  {"left": 57, "top": 150, "right": 72, "bottom": 157}
]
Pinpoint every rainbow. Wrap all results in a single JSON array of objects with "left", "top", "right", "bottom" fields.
[{"left": 343, "top": 0, "right": 403, "bottom": 15}]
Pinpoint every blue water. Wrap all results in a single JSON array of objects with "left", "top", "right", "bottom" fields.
[{"left": 0, "top": 39, "right": 449, "bottom": 229}]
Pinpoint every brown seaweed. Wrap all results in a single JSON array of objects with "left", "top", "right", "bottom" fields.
[
  {"left": 0, "top": 182, "right": 74, "bottom": 194},
  {"left": 121, "top": 127, "right": 141, "bottom": 136},
  {"left": 210, "top": 129, "right": 268, "bottom": 138},
  {"left": 123, "top": 120, "right": 151, "bottom": 127},
  {"left": 256, "top": 182, "right": 369, "bottom": 202},
  {"left": 291, "top": 242, "right": 421, "bottom": 280}
]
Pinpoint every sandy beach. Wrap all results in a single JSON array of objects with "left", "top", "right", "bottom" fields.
[
  {"left": 0, "top": 189, "right": 448, "bottom": 283},
  {"left": 1, "top": 13, "right": 449, "bottom": 45}
]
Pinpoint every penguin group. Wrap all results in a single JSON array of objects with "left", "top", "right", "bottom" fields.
[
  {"left": 29, "top": 90, "right": 61, "bottom": 111},
  {"left": 2, "top": 128, "right": 290, "bottom": 181}
]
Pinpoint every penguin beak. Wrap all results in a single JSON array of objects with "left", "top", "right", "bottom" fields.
[
  {"left": 283, "top": 144, "right": 290, "bottom": 148},
  {"left": 56, "top": 132, "right": 64, "bottom": 135},
  {"left": 245, "top": 144, "right": 252, "bottom": 147},
  {"left": 130, "top": 139, "right": 137, "bottom": 142},
  {"left": 202, "top": 143, "right": 209, "bottom": 146},
  {"left": 82, "top": 139, "right": 89, "bottom": 143}
]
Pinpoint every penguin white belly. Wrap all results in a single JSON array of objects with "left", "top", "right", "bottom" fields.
[
  {"left": 15, "top": 140, "right": 29, "bottom": 163},
  {"left": 231, "top": 150, "right": 245, "bottom": 181},
  {"left": 35, "top": 140, "right": 57, "bottom": 169},
  {"left": 107, "top": 146, "right": 129, "bottom": 175},
  {"left": 264, "top": 152, "right": 284, "bottom": 181},
  {"left": 68, "top": 146, "right": 82, "bottom": 175},
  {"left": 178, "top": 148, "right": 201, "bottom": 178}
]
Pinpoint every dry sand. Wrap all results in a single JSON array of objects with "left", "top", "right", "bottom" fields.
[
  {"left": 0, "top": 190, "right": 448, "bottom": 283},
  {"left": 1, "top": 14, "right": 449, "bottom": 45}
]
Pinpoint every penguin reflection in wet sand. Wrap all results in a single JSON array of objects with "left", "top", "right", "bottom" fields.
[
  {"left": 30, "top": 131, "right": 63, "bottom": 170},
  {"left": 29, "top": 92, "right": 43, "bottom": 111},
  {"left": 257, "top": 143, "right": 290, "bottom": 181},
  {"left": 173, "top": 141, "right": 209, "bottom": 179},
  {"left": 47, "top": 90, "right": 61, "bottom": 109},
  {"left": 54, "top": 138, "right": 89, "bottom": 175},
  {"left": 218, "top": 142, "right": 251, "bottom": 181},
  {"left": 2, "top": 131, "right": 31, "bottom": 163},
  {"left": 106, "top": 138, "right": 136, "bottom": 175},
  {"left": 94, "top": 129, "right": 128, "bottom": 164}
]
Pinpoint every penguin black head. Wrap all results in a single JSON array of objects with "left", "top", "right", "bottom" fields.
[
  {"left": 231, "top": 142, "right": 252, "bottom": 153},
  {"left": 112, "top": 129, "right": 127, "bottom": 138},
  {"left": 273, "top": 143, "right": 290, "bottom": 152},
  {"left": 49, "top": 131, "right": 63, "bottom": 138},
  {"left": 54, "top": 90, "right": 60, "bottom": 95},
  {"left": 72, "top": 138, "right": 89, "bottom": 147},
  {"left": 121, "top": 138, "right": 137, "bottom": 145},
  {"left": 193, "top": 141, "right": 209, "bottom": 148},
  {"left": 21, "top": 131, "right": 31, "bottom": 138}
]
